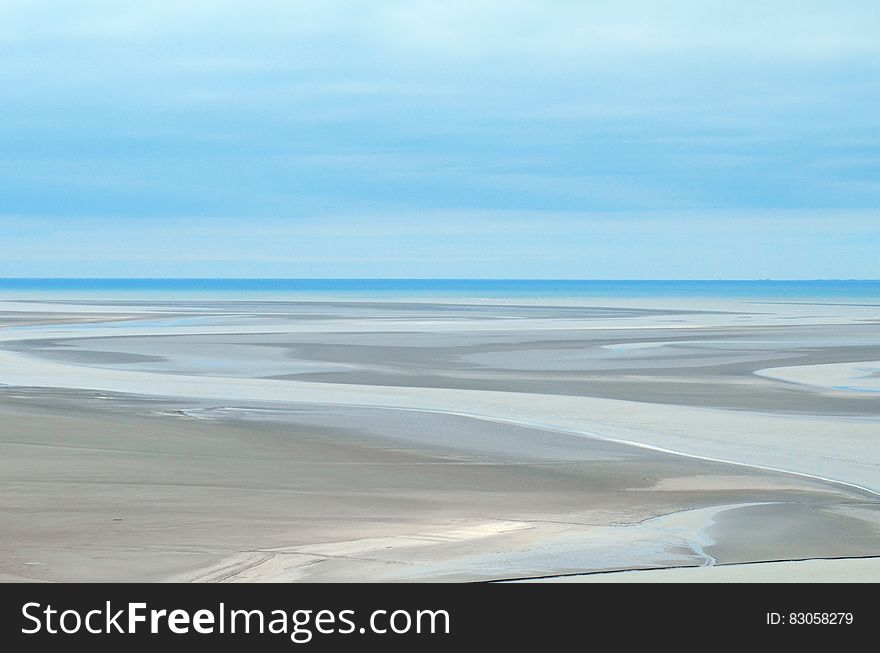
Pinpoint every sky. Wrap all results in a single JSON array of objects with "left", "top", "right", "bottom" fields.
[{"left": 1, "top": 1, "right": 878, "bottom": 279}]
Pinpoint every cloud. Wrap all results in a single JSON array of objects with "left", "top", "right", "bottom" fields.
[{"left": 0, "top": 2, "right": 878, "bottom": 277}]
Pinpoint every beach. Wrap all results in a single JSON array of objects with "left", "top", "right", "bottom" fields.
[{"left": 1, "top": 289, "right": 878, "bottom": 582}]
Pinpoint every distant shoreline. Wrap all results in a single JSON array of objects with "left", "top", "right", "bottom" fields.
[{"left": 0, "top": 278, "right": 878, "bottom": 301}]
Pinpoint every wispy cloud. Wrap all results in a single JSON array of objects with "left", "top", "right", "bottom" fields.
[{"left": 0, "top": 2, "right": 878, "bottom": 277}]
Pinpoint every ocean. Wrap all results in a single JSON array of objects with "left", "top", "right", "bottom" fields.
[{"left": 0, "top": 278, "right": 878, "bottom": 301}]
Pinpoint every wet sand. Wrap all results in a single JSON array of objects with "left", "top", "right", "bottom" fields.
[
  {"left": 519, "top": 558, "right": 880, "bottom": 583},
  {"left": 0, "top": 297, "right": 878, "bottom": 582}
]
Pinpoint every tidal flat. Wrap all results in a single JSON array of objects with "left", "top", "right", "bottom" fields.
[{"left": 1, "top": 295, "right": 878, "bottom": 582}]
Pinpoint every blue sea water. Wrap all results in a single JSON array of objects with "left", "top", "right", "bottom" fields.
[{"left": 0, "top": 278, "right": 878, "bottom": 301}]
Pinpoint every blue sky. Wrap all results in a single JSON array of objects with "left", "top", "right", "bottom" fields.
[{"left": 1, "top": 1, "right": 878, "bottom": 278}]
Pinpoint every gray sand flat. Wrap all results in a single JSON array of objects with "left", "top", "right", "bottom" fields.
[
  {"left": 10, "top": 320, "right": 880, "bottom": 415},
  {"left": 1, "top": 299, "right": 879, "bottom": 582},
  {"left": 2, "top": 390, "right": 876, "bottom": 582}
]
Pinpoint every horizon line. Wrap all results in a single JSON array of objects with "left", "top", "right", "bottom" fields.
[{"left": 0, "top": 278, "right": 878, "bottom": 283}]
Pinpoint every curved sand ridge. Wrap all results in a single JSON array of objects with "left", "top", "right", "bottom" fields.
[{"left": 756, "top": 360, "right": 880, "bottom": 394}]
